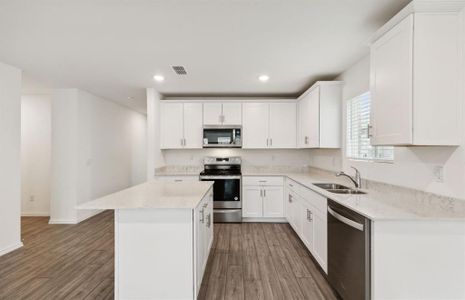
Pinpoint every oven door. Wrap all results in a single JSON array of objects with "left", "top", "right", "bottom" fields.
[{"left": 200, "top": 176, "right": 241, "bottom": 209}]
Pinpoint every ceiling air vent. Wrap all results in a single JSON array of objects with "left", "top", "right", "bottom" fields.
[{"left": 172, "top": 65, "right": 187, "bottom": 75}]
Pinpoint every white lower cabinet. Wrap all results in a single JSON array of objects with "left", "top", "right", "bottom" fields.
[
  {"left": 242, "top": 176, "right": 284, "bottom": 219},
  {"left": 285, "top": 178, "right": 328, "bottom": 273},
  {"left": 242, "top": 186, "right": 263, "bottom": 218},
  {"left": 195, "top": 191, "right": 213, "bottom": 295},
  {"left": 263, "top": 186, "right": 284, "bottom": 217}
]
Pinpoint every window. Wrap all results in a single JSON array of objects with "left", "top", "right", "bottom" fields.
[{"left": 346, "top": 92, "right": 393, "bottom": 161}]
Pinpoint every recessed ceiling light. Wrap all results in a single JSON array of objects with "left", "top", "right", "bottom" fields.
[
  {"left": 153, "top": 75, "right": 165, "bottom": 82},
  {"left": 258, "top": 75, "right": 270, "bottom": 82}
]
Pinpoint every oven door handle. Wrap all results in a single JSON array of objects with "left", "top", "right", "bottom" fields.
[
  {"left": 328, "top": 207, "right": 364, "bottom": 231},
  {"left": 199, "top": 175, "right": 241, "bottom": 180}
]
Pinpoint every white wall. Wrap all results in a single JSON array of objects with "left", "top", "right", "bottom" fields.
[
  {"left": 146, "top": 88, "right": 165, "bottom": 179},
  {"left": 310, "top": 40, "right": 465, "bottom": 200},
  {"left": 0, "top": 62, "right": 22, "bottom": 256},
  {"left": 21, "top": 94, "right": 51, "bottom": 216},
  {"left": 51, "top": 89, "right": 147, "bottom": 223}
]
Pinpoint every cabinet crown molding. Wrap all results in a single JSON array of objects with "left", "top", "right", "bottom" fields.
[{"left": 371, "top": 0, "right": 465, "bottom": 43}]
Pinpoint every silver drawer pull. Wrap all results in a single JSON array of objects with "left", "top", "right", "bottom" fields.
[
  {"left": 200, "top": 209, "right": 205, "bottom": 223},
  {"left": 259, "top": 180, "right": 267, "bottom": 183},
  {"left": 288, "top": 194, "right": 292, "bottom": 202},
  {"left": 174, "top": 179, "right": 183, "bottom": 182},
  {"left": 206, "top": 214, "right": 211, "bottom": 228}
]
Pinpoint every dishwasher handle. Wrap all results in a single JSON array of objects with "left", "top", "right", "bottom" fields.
[{"left": 328, "top": 207, "right": 364, "bottom": 231}]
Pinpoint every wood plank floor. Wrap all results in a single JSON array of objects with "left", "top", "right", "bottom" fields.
[{"left": 0, "top": 211, "right": 338, "bottom": 300}]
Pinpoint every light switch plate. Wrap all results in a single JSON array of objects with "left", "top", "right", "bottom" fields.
[{"left": 432, "top": 165, "right": 444, "bottom": 183}]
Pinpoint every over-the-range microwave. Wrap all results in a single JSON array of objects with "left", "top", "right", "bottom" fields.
[{"left": 203, "top": 126, "right": 242, "bottom": 148}]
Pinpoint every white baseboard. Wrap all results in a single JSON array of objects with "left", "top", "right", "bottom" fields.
[
  {"left": 0, "top": 241, "right": 24, "bottom": 257},
  {"left": 21, "top": 212, "right": 50, "bottom": 217},
  {"left": 242, "top": 217, "right": 288, "bottom": 223},
  {"left": 77, "top": 209, "right": 104, "bottom": 223},
  {"left": 49, "top": 218, "right": 77, "bottom": 224}
]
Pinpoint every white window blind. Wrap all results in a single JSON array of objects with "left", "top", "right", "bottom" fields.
[{"left": 346, "top": 92, "right": 394, "bottom": 161}]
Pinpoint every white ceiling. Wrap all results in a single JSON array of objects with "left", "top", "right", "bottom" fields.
[{"left": 0, "top": 0, "right": 410, "bottom": 113}]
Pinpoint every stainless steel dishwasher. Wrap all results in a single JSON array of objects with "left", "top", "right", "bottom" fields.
[{"left": 328, "top": 199, "right": 371, "bottom": 300}]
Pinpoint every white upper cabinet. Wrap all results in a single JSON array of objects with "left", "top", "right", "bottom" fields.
[
  {"left": 183, "top": 103, "right": 203, "bottom": 148},
  {"left": 370, "top": 5, "right": 463, "bottom": 146},
  {"left": 243, "top": 102, "right": 297, "bottom": 149},
  {"left": 242, "top": 103, "right": 269, "bottom": 148},
  {"left": 298, "top": 82, "right": 342, "bottom": 148},
  {"left": 160, "top": 103, "right": 184, "bottom": 149},
  {"left": 222, "top": 103, "right": 242, "bottom": 125},
  {"left": 160, "top": 102, "right": 203, "bottom": 149},
  {"left": 203, "top": 103, "right": 222, "bottom": 125},
  {"left": 203, "top": 102, "right": 242, "bottom": 126},
  {"left": 269, "top": 103, "right": 297, "bottom": 148}
]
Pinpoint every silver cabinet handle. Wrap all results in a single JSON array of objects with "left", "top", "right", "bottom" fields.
[
  {"left": 184, "top": 138, "right": 187, "bottom": 146},
  {"left": 259, "top": 180, "right": 267, "bottom": 183},
  {"left": 263, "top": 189, "right": 266, "bottom": 197},
  {"left": 180, "top": 138, "right": 183, "bottom": 146},
  {"left": 266, "top": 138, "right": 269, "bottom": 147},
  {"left": 307, "top": 209, "right": 312, "bottom": 221},
  {"left": 328, "top": 207, "right": 364, "bottom": 231},
  {"left": 206, "top": 213, "right": 211, "bottom": 228},
  {"left": 305, "top": 136, "right": 309, "bottom": 144},
  {"left": 174, "top": 179, "right": 183, "bottom": 182},
  {"left": 270, "top": 138, "right": 272, "bottom": 146},
  {"left": 260, "top": 189, "right": 263, "bottom": 197},
  {"left": 200, "top": 209, "right": 205, "bottom": 223},
  {"left": 288, "top": 194, "right": 292, "bottom": 203}
]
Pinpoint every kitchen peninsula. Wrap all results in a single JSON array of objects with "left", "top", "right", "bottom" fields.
[{"left": 79, "top": 181, "right": 214, "bottom": 300}]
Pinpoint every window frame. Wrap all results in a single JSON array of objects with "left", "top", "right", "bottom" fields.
[{"left": 345, "top": 92, "right": 394, "bottom": 163}]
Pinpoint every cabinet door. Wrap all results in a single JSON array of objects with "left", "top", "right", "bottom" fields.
[
  {"left": 300, "top": 201, "right": 314, "bottom": 251},
  {"left": 222, "top": 103, "right": 242, "bottom": 125},
  {"left": 263, "top": 186, "right": 284, "bottom": 218},
  {"left": 160, "top": 103, "right": 184, "bottom": 149},
  {"left": 284, "top": 188, "right": 292, "bottom": 221},
  {"left": 183, "top": 103, "right": 203, "bottom": 149},
  {"left": 269, "top": 103, "right": 297, "bottom": 148},
  {"left": 203, "top": 103, "right": 222, "bottom": 125},
  {"left": 313, "top": 211, "right": 327, "bottom": 273},
  {"left": 307, "top": 87, "right": 320, "bottom": 148},
  {"left": 205, "top": 194, "right": 214, "bottom": 254},
  {"left": 298, "top": 95, "right": 311, "bottom": 148},
  {"left": 370, "top": 15, "right": 413, "bottom": 145},
  {"left": 242, "top": 103, "right": 269, "bottom": 149},
  {"left": 289, "top": 192, "right": 302, "bottom": 234},
  {"left": 195, "top": 203, "right": 206, "bottom": 292},
  {"left": 242, "top": 186, "right": 263, "bottom": 218}
]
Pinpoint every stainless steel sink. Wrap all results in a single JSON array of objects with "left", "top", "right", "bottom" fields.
[
  {"left": 313, "top": 183, "right": 351, "bottom": 190},
  {"left": 326, "top": 189, "right": 366, "bottom": 195},
  {"left": 313, "top": 183, "right": 366, "bottom": 195}
]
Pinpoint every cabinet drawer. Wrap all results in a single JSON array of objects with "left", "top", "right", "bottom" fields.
[
  {"left": 301, "top": 187, "right": 327, "bottom": 215},
  {"left": 286, "top": 178, "right": 301, "bottom": 192},
  {"left": 243, "top": 176, "right": 284, "bottom": 186},
  {"left": 154, "top": 176, "right": 199, "bottom": 182}
]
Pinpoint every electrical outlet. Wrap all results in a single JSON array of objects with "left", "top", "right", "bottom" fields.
[
  {"left": 29, "top": 195, "right": 35, "bottom": 202},
  {"left": 432, "top": 165, "right": 444, "bottom": 183}
]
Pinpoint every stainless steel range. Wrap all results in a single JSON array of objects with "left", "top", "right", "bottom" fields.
[{"left": 199, "top": 157, "right": 241, "bottom": 223}]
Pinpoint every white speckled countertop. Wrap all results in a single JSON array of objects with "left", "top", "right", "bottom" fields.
[
  {"left": 78, "top": 181, "right": 214, "bottom": 210},
  {"left": 242, "top": 170, "right": 465, "bottom": 221}
]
